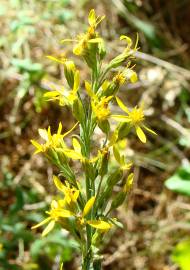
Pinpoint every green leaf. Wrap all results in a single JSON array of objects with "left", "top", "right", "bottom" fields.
[
  {"left": 165, "top": 166, "right": 190, "bottom": 196},
  {"left": 172, "top": 240, "right": 190, "bottom": 270},
  {"left": 109, "top": 218, "right": 123, "bottom": 229},
  {"left": 30, "top": 230, "right": 78, "bottom": 261},
  {"left": 11, "top": 58, "right": 43, "bottom": 73},
  {"left": 98, "top": 120, "right": 110, "bottom": 135}
]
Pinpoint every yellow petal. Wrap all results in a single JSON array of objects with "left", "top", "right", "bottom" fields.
[
  {"left": 111, "top": 115, "right": 130, "bottom": 122},
  {"left": 60, "top": 39, "right": 76, "bottom": 43},
  {"left": 62, "top": 122, "right": 78, "bottom": 139},
  {"left": 136, "top": 126, "right": 146, "bottom": 143},
  {"left": 143, "top": 125, "right": 157, "bottom": 135},
  {"left": 73, "top": 43, "right": 83, "bottom": 56},
  {"left": 43, "top": 91, "right": 59, "bottom": 98},
  {"left": 88, "top": 38, "right": 103, "bottom": 43},
  {"left": 56, "top": 209, "right": 74, "bottom": 218},
  {"left": 64, "top": 149, "right": 83, "bottom": 160},
  {"left": 30, "top": 140, "right": 43, "bottom": 153},
  {"left": 130, "top": 71, "right": 138, "bottom": 83},
  {"left": 84, "top": 81, "right": 94, "bottom": 98},
  {"left": 96, "top": 15, "right": 105, "bottom": 26},
  {"left": 31, "top": 217, "right": 51, "bottom": 229},
  {"left": 46, "top": 55, "right": 66, "bottom": 64},
  {"left": 116, "top": 97, "right": 130, "bottom": 114},
  {"left": 51, "top": 200, "right": 59, "bottom": 209},
  {"left": 42, "top": 220, "right": 55, "bottom": 237},
  {"left": 53, "top": 175, "right": 64, "bottom": 192},
  {"left": 121, "top": 162, "right": 132, "bottom": 171},
  {"left": 87, "top": 220, "right": 112, "bottom": 230},
  {"left": 72, "top": 138, "right": 81, "bottom": 154},
  {"left": 125, "top": 69, "right": 138, "bottom": 83},
  {"left": 88, "top": 9, "right": 96, "bottom": 26},
  {"left": 73, "top": 190, "right": 80, "bottom": 202},
  {"left": 134, "top": 32, "right": 139, "bottom": 50},
  {"left": 47, "top": 126, "right": 52, "bottom": 141},
  {"left": 123, "top": 173, "right": 134, "bottom": 193},
  {"left": 89, "top": 155, "right": 99, "bottom": 163},
  {"left": 120, "top": 35, "right": 132, "bottom": 46},
  {"left": 82, "top": 196, "right": 96, "bottom": 217},
  {"left": 38, "top": 129, "right": 48, "bottom": 141},
  {"left": 57, "top": 122, "right": 62, "bottom": 135}
]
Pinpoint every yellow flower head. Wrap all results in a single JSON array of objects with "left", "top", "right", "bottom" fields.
[
  {"left": 128, "top": 106, "right": 145, "bottom": 125},
  {"left": 81, "top": 196, "right": 112, "bottom": 230},
  {"left": 92, "top": 96, "right": 113, "bottom": 122},
  {"left": 87, "top": 9, "right": 105, "bottom": 36},
  {"left": 44, "top": 69, "right": 80, "bottom": 106},
  {"left": 53, "top": 175, "right": 79, "bottom": 205},
  {"left": 31, "top": 122, "right": 78, "bottom": 154},
  {"left": 31, "top": 200, "right": 73, "bottom": 237},
  {"left": 73, "top": 33, "right": 89, "bottom": 55},
  {"left": 111, "top": 97, "right": 156, "bottom": 143},
  {"left": 61, "top": 9, "right": 104, "bottom": 56},
  {"left": 113, "top": 72, "right": 126, "bottom": 86}
]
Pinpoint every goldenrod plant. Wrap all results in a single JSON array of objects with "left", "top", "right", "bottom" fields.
[{"left": 31, "top": 9, "right": 156, "bottom": 270}]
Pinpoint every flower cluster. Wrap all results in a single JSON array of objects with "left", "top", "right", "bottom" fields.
[{"left": 31, "top": 9, "right": 156, "bottom": 270}]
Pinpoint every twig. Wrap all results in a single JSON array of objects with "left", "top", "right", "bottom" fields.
[{"left": 135, "top": 51, "right": 190, "bottom": 80}]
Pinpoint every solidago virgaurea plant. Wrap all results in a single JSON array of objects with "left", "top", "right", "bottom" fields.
[{"left": 31, "top": 9, "right": 156, "bottom": 270}]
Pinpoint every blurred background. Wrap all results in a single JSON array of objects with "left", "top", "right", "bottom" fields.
[{"left": 0, "top": 0, "right": 190, "bottom": 269}]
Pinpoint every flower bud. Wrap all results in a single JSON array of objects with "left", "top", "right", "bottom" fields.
[
  {"left": 64, "top": 60, "right": 76, "bottom": 89},
  {"left": 72, "top": 99, "right": 84, "bottom": 123},
  {"left": 110, "top": 191, "right": 126, "bottom": 210},
  {"left": 99, "top": 148, "right": 109, "bottom": 177}
]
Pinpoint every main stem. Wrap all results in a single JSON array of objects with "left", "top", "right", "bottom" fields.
[{"left": 82, "top": 60, "right": 103, "bottom": 270}]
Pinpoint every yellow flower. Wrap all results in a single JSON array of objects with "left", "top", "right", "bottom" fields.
[
  {"left": 32, "top": 196, "right": 111, "bottom": 237},
  {"left": 113, "top": 72, "right": 126, "bottom": 86},
  {"left": 85, "top": 81, "right": 113, "bottom": 122},
  {"left": 31, "top": 200, "right": 73, "bottom": 237},
  {"left": 113, "top": 66, "right": 137, "bottom": 85},
  {"left": 88, "top": 9, "right": 105, "bottom": 31},
  {"left": 73, "top": 33, "right": 90, "bottom": 56},
  {"left": 60, "top": 137, "right": 99, "bottom": 164},
  {"left": 61, "top": 9, "right": 104, "bottom": 56},
  {"left": 44, "top": 70, "right": 80, "bottom": 106},
  {"left": 120, "top": 34, "right": 139, "bottom": 54},
  {"left": 31, "top": 122, "right": 78, "bottom": 154},
  {"left": 46, "top": 56, "right": 76, "bottom": 88},
  {"left": 111, "top": 97, "right": 156, "bottom": 143},
  {"left": 92, "top": 96, "right": 113, "bottom": 122},
  {"left": 108, "top": 34, "right": 139, "bottom": 69},
  {"left": 53, "top": 175, "right": 79, "bottom": 205}
]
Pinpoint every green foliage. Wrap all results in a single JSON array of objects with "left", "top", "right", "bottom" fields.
[
  {"left": 165, "top": 166, "right": 190, "bottom": 196},
  {"left": 0, "top": 167, "right": 77, "bottom": 269},
  {"left": 30, "top": 231, "right": 78, "bottom": 262}
]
